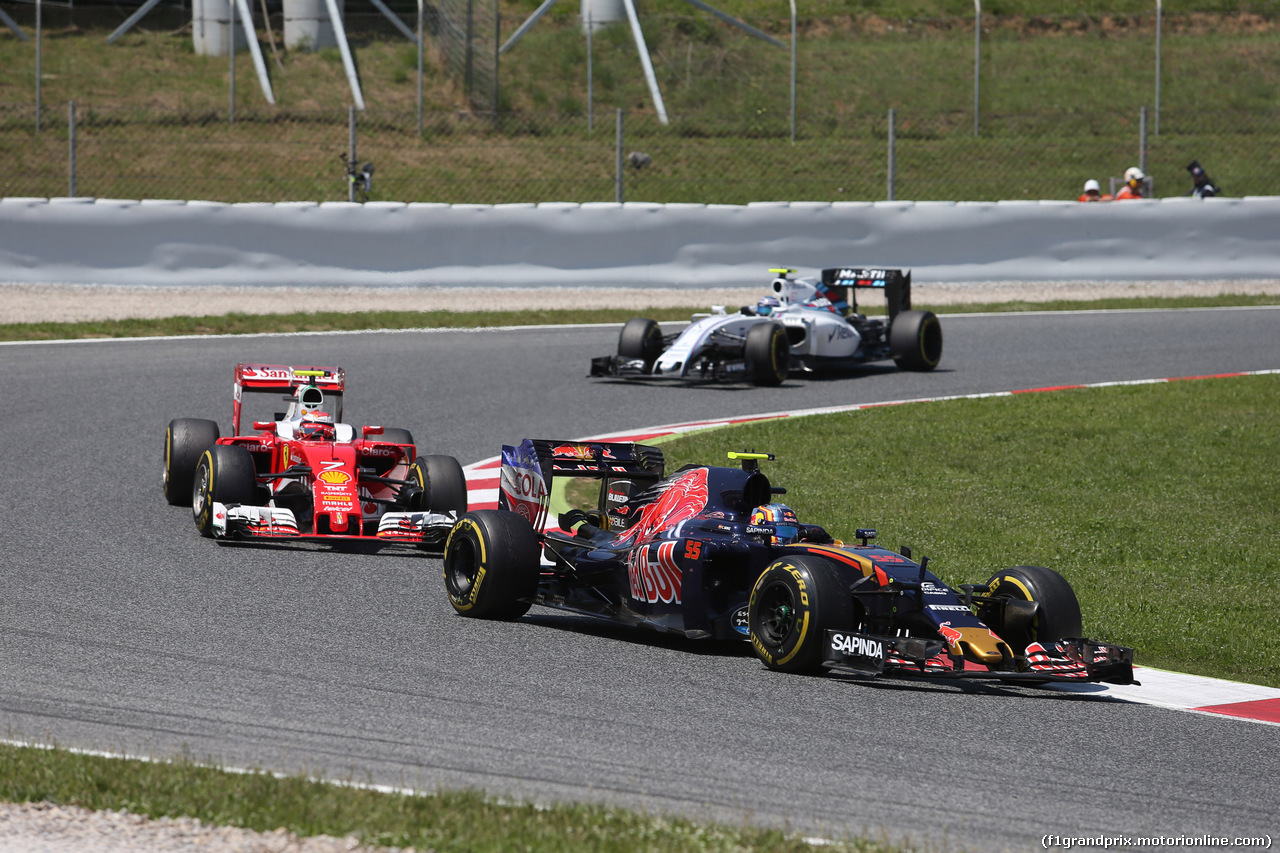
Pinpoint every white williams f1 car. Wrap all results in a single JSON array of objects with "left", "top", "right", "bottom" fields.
[{"left": 590, "top": 268, "right": 942, "bottom": 386}]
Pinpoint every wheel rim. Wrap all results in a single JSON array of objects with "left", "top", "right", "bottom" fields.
[
  {"left": 193, "top": 463, "right": 209, "bottom": 516},
  {"left": 771, "top": 327, "right": 789, "bottom": 379},
  {"left": 447, "top": 537, "right": 479, "bottom": 597},
  {"left": 758, "top": 581, "right": 797, "bottom": 646}
]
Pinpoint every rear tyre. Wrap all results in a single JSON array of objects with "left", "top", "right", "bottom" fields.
[
  {"left": 748, "top": 555, "right": 852, "bottom": 673},
  {"left": 443, "top": 510, "right": 541, "bottom": 619},
  {"left": 164, "top": 418, "right": 220, "bottom": 506},
  {"left": 618, "top": 318, "right": 664, "bottom": 372},
  {"left": 192, "top": 444, "right": 258, "bottom": 537},
  {"left": 984, "top": 565, "right": 1084, "bottom": 653},
  {"left": 744, "top": 322, "right": 790, "bottom": 386},
  {"left": 889, "top": 309, "right": 943, "bottom": 371},
  {"left": 408, "top": 454, "right": 468, "bottom": 514},
  {"left": 380, "top": 428, "right": 415, "bottom": 448}
]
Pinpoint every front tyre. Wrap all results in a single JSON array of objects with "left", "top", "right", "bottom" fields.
[
  {"left": 192, "top": 445, "right": 258, "bottom": 537},
  {"left": 748, "top": 555, "right": 852, "bottom": 673},
  {"left": 744, "top": 322, "right": 790, "bottom": 386},
  {"left": 889, "top": 309, "right": 943, "bottom": 371},
  {"left": 408, "top": 454, "right": 468, "bottom": 514},
  {"left": 984, "top": 565, "right": 1084, "bottom": 653},
  {"left": 164, "top": 418, "right": 220, "bottom": 506},
  {"left": 443, "top": 510, "right": 540, "bottom": 620},
  {"left": 618, "top": 317, "right": 664, "bottom": 372}
]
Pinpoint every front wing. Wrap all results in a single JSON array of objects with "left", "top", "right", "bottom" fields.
[
  {"left": 589, "top": 351, "right": 752, "bottom": 382},
  {"left": 822, "top": 630, "right": 1136, "bottom": 685},
  {"left": 210, "top": 502, "right": 456, "bottom": 549}
]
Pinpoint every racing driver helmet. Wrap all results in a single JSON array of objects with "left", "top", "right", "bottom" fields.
[
  {"left": 750, "top": 503, "right": 801, "bottom": 544},
  {"left": 299, "top": 410, "right": 336, "bottom": 440}
]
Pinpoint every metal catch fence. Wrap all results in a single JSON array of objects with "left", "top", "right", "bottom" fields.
[{"left": 1, "top": 101, "right": 1273, "bottom": 204}]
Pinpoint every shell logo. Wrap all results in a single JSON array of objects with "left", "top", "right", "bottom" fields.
[{"left": 318, "top": 470, "right": 352, "bottom": 485}]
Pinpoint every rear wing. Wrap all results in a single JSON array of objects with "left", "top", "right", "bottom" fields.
[
  {"left": 821, "top": 268, "right": 912, "bottom": 319},
  {"left": 233, "top": 363, "right": 345, "bottom": 436},
  {"left": 498, "top": 438, "right": 665, "bottom": 533}
]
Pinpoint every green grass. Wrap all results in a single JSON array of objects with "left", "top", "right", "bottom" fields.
[
  {"left": 2, "top": 294, "right": 1277, "bottom": 342},
  {"left": 661, "top": 373, "right": 1280, "bottom": 688},
  {"left": 0, "top": 744, "right": 904, "bottom": 852},
  {"left": 2, "top": 4, "right": 1279, "bottom": 201}
]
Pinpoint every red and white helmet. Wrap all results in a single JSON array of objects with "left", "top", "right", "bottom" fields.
[{"left": 299, "top": 410, "right": 335, "bottom": 440}]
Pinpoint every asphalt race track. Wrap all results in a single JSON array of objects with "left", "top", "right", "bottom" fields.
[{"left": 3, "top": 306, "right": 1279, "bottom": 852}]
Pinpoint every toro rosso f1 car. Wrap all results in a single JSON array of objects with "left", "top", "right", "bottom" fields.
[
  {"left": 590, "top": 268, "right": 943, "bottom": 386},
  {"left": 163, "top": 364, "right": 466, "bottom": 549},
  {"left": 441, "top": 440, "right": 1134, "bottom": 684}
]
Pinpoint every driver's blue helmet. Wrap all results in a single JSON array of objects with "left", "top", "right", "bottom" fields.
[
  {"left": 756, "top": 296, "right": 782, "bottom": 316},
  {"left": 750, "top": 503, "right": 800, "bottom": 544}
]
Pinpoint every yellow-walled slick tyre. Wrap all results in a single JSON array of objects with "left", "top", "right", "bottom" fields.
[
  {"left": 748, "top": 555, "right": 852, "bottom": 673},
  {"left": 889, "top": 309, "right": 943, "bottom": 371},
  {"left": 984, "top": 565, "right": 1084, "bottom": 653},
  {"left": 745, "top": 322, "right": 790, "bottom": 386},
  {"left": 191, "top": 445, "right": 257, "bottom": 537},
  {"left": 164, "top": 418, "right": 220, "bottom": 506},
  {"left": 443, "top": 510, "right": 540, "bottom": 620}
]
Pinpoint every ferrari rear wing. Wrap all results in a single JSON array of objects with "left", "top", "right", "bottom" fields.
[
  {"left": 498, "top": 438, "right": 665, "bottom": 533},
  {"left": 821, "top": 268, "right": 912, "bottom": 319},
  {"left": 233, "top": 363, "right": 345, "bottom": 435}
]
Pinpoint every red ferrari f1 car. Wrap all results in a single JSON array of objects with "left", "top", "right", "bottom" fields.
[
  {"left": 441, "top": 440, "right": 1135, "bottom": 684},
  {"left": 163, "top": 364, "right": 466, "bottom": 549}
]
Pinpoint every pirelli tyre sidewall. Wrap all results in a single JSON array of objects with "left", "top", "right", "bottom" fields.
[
  {"left": 409, "top": 454, "right": 469, "bottom": 515},
  {"left": 985, "top": 565, "right": 1085, "bottom": 652},
  {"left": 192, "top": 444, "right": 258, "bottom": 537},
  {"left": 749, "top": 555, "right": 852, "bottom": 673},
  {"left": 889, "top": 309, "right": 943, "bottom": 371},
  {"left": 443, "top": 510, "right": 540, "bottom": 620},
  {"left": 744, "top": 322, "right": 790, "bottom": 386},
  {"left": 618, "top": 317, "right": 664, "bottom": 371},
  {"left": 164, "top": 418, "right": 220, "bottom": 506}
]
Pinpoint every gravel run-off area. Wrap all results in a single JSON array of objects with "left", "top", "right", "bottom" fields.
[{"left": 3, "top": 279, "right": 1280, "bottom": 323}]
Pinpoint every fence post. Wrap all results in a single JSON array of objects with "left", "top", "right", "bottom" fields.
[
  {"left": 68, "top": 101, "right": 76, "bottom": 198},
  {"left": 349, "top": 106, "right": 358, "bottom": 202},
  {"left": 789, "top": 0, "right": 796, "bottom": 143},
  {"left": 493, "top": 0, "right": 500, "bottom": 126},
  {"left": 615, "top": 108, "right": 624, "bottom": 203},
  {"left": 417, "top": 0, "right": 424, "bottom": 137},
  {"left": 229, "top": 0, "right": 236, "bottom": 126},
  {"left": 887, "top": 108, "right": 896, "bottom": 202},
  {"left": 35, "top": 0, "right": 42, "bottom": 133},
  {"left": 973, "top": 0, "right": 981, "bottom": 137},
  {"left": 1140, "top": 105, "right": 1148, "bottom": 177},
  {"left": 1154, "top": 0, "right": 1162, "bottom": 135},
  {"left": 586, "top": 6, "right": 593, "bottom": 132}
]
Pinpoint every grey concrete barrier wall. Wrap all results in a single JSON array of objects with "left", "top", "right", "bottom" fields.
[{"left": 1, "top": 195, "right": 1277, "bottom": 289}]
